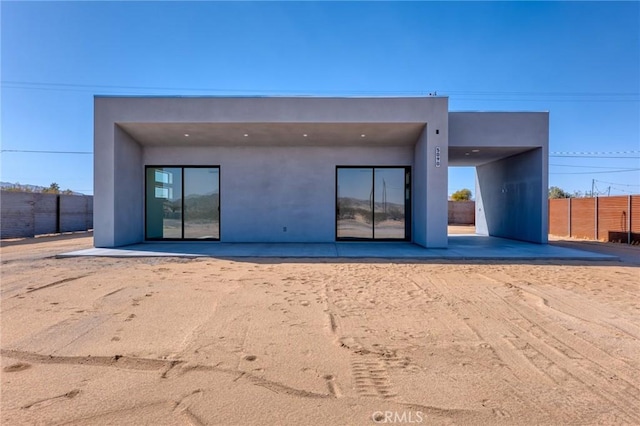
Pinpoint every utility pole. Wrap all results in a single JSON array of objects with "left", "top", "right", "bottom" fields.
[
  {"left": 382, "top": 179, "right": 387, "bottom": 213},
  {"left": 591, "top": 179, "right": 595, "bottom": 198}
]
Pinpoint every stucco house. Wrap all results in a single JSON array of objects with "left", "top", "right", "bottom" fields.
[{"left": 94, "top": 96, "right": 548, "bottom": 248}]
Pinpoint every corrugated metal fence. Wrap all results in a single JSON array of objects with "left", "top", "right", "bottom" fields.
[
  {"left": 0, "top": 191, "right": 93, "bottom": 239},
  {"left": 549, "top": 195, "right": 639, "bottom": 244}
]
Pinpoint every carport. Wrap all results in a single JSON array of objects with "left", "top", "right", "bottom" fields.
[{"left": 448, "top": 112, "right": 549, "bottom": 244}]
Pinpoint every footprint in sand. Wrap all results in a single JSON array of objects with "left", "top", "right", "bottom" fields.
[
  {"left": 324, "top": 374, "right": 342, "bottom": 397},
  {"left": 3, "top": 362, "right": 31, "bottom": 372},
  {"left": 22, "top": 389, "right": 81, "bottom": 409},
  {"left": 492, "top": 407, "right": 511, "bottom": 418}
]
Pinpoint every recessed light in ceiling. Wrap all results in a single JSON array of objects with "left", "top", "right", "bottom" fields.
[
  {"left": 303, "top": 134, "right": 308, "bottom": 137},
  {"left": 243, "top": 134, "right": 249, "bottom": 137},
  {"left": 184, "top": 133, "right": 189, "bottom": 137},
  {"left": 360, "top": 134, "right": 366, "bottom": 138},
  {"left": 465, "top": 153, "right": 470, "bottom": 156},
  {"left": 472, "top": 149, "right": 480, "bottom": 153}
]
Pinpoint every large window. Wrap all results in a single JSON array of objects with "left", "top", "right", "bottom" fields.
[
  {"left": 145, "top": 166, "right": 220, "bottom": 240},
  {"left": 336, "top": 166, "right": 410, "bottom": 241}
]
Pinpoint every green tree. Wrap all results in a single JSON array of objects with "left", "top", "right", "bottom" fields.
[
  {"left": 451, "top": 188, "right": 472, "bottom": 201},
  {"left": 42, "top": 182, "right": 60, "bottom": 194},
  {"left": 548, "top": 186, "right": 571, "bottom": 199}
]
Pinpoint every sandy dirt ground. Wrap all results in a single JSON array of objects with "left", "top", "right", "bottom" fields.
[{"left": 1, "top": 232, "right": 639, "bottom": 425}]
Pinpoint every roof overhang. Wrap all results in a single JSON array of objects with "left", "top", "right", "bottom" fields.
[
  {"left": 117, "top": 122, "right": 427, "bottom": 147},
  {"left": 448, "top": 146, "right": 540, "bottom": 166},
  {"left": 448, "top": 111, "right": 548, "bottom": 166}
]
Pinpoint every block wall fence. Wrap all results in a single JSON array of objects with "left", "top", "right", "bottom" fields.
[
  {"left": 2, "top": 191, "right": 636, "bottom": 243},
  {"left": 3, "top": 192, "right": 474, "bottom": 238},
  {"left": 448, "top": 200, "right": 475, "bottom": 225},
  {"left": 0, "top": 191, "right": 93, "bottom": 239}
]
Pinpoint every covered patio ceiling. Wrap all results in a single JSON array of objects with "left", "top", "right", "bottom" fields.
[
  {"left": 448, "top": 146, "right": 539, "bottom": 167},
  {"left": 117, "top": 122, "right": 427, "bottom": 147},
  {"left": 117, "top": 121, "right": 538, "bottom": 165}
]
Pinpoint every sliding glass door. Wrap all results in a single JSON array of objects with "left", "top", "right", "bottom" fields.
[
  {"left": 146, "top": 167, "right": 182, "bottom": 239},
  {"left": 373, "top": 168, "right": 407, "bottom": 239},
  {"left": 336, "top": 167, "right": 410, "bottom": 241},
  {"left": 184, "top": 168, "right": 220, "bottom": 239},
  {"left": 336, "top": 168, "right": 374, "bottom": 239},
  {"left": 146, "top": 166, "right": 220, "bottom": 240}
]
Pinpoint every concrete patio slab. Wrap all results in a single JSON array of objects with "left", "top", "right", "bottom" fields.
[{"left": 58, "top": 235, "right": 618, "bottom": 261}]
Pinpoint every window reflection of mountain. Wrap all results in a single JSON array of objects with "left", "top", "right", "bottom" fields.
[
  {"left": 160, "top": 194, "right": 219, "bottom": 219},
  {"left": 337, "top": 196, "right": 404, "bottom": 223},
  {"left": 184, "top": 192, "right": 220, "bottom": 220}
]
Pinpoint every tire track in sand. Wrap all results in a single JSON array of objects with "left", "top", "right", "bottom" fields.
[{"left": 420, "top": 272, "right": 640, "bottom": 424}]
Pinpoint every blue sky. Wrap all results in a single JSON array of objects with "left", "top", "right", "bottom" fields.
[{"left": 2, "top": 1, "right": 639, "bottom": 197}]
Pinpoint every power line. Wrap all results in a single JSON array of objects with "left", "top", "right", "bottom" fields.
[
  {"left": 2, "top": 80, "right": 639, "bottom": 101},
  {"left": 592, "top": 180, "right": 637, "bottom": 195},
  {"left": 594, "top": 179, "right": 640, "bottom": 187},
  {"left": 0, "top": 149, "right": 92, "bottom": 154},
  {"left": 550, "top": 150, "right": 640, "bottom": 159},
  {"left": 550, "top": 155, "right": 640, "bottom": 159},
  {"left": 550, "top": 164, "right": 640, "bottom": 169},
  {"left": 550, "top": 169, "right": 640, "bottom": 175},
  {"left": 1, "top": 81, "right": 433, "bottom": 96},
  {"left": 608, "top": 186, "right": 636, "bottom": 194},
  {"left": 454, "top": 98, "right": 638, "bottom": 103},
  {"left": 550, "top": 150, "right": 639, "bottom": 155},
  {"left": 446, "top": 90, "right": 638, "bottom": 97}
]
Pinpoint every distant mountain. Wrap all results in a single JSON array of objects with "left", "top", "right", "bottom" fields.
[
  {"left": 0, "top": 182, "right": 85, "bottom": 196},
  {"left": 1, "top": 181, "right": 44, "bottom": 191},
  {"left": 337, "top": 196, "right": 404, "bottom": 210}
]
